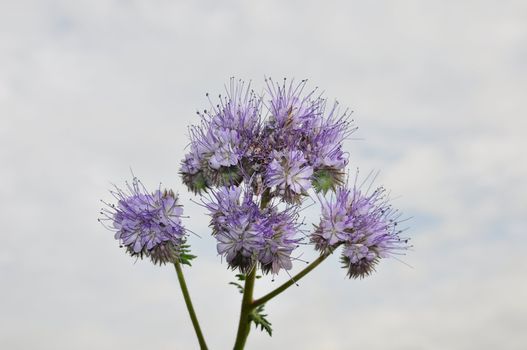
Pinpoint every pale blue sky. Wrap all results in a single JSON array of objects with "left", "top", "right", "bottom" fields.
[{"left": 1, "top": 1, "right": 526, "bottom": 349}]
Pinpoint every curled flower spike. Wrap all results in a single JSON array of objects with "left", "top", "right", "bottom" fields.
[
  {"left": 265, "top": 77, "right": 322, "bottom": 130},
  {"left": 203, "top": 185, "right": 262, "bottom": 272},
  {"left": 312, "top": 176, "right": 408, "bottom": 278},
  {"left": 180, "top": 79, "right": 262, "bottom": 192},
  {"left": 256, "top": 207, "right": 301, "bottom": 275},
  {"left": 202, "top": 183, "right": 301, "bottom": 274},
  {"left": 100, "top": 177, "right": 187, "bottom": 265}
]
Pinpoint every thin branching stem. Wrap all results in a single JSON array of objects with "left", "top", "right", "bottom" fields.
[
  {"left": 252, "top": 247, "right": 337, "bottom": 307},
  {"left": 174, "top": 260, "right": 208, "bottom": 350}
]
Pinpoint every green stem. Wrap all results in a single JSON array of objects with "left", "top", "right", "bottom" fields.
[
  {"left": 232, "top": 267, "right": 257, "bottom": 350},
  {"left": 253, "top": 246, "right": 339, "bottom": 308},
  {"left": 173, "top": 260, "right": 208, "bottom": 350}
]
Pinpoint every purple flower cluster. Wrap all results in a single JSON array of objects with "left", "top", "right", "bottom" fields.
[
  {"left": 312, "top": 181, "right": 407, "bottom": 278},
  {"left": 180, "top": 78, "right": 354, "bottom": 203},
  {"left": 203, "top": 184, "right": 300, "bottom": 274},
  {"left": 177, "top": 78, "right": 408, "bottom": 277},
  {"left": 100, "top": 178, "right": 186, "bottom": 265}
]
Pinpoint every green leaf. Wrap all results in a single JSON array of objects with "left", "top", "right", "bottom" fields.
[
  {"left": 178, "top": 243, "right": 197, "bottom": 266},
  {"left": 228, "top": 281, "right": 244, "bottom": 294},
  {"left": 235, "top": 273, "right": 246, "bottom": 281},
  {"left": 250, "top": 304, "right": 273, "bottom": 336}
]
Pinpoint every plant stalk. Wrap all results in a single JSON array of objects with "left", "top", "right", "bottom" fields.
[
  {"left": 232, "top": 267, "right": 257, "bottom": 350},
  {"left": 174, "top": 260, "right": 208, "bottom": 350}
]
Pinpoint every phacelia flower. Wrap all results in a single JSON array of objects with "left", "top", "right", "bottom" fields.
[
  {"left": 266, "top": 150, "right": 313, "bottom": 203},
  {"left": 308, "top": 103, "right": 354, "bottom": 193},
  {"left": 203, "top": 185, "right": 262, "bottom": 272},
  {"left": 100, "top": 177, "right": 187, "bottom": 265},
  {"left": 255, "top": 207, "right": 301, "bottom": 275},
  {"left": 308, "top": 102, "right": 352, "bottom": 169},
  {"left": 265, "top": 77, "right": 322, "bottom": 131},
  {"left": 312, "top": 179, "right": 408, "bottom": 278},
  {"left": 203, "top": 183, "right": 301, "bottom": 274},
  {"left": 216, "top": 212, "right": 263, "bottom": 272}
]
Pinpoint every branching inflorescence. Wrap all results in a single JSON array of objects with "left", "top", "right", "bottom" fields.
[{"left": 100, "top": 77, "right": 410, "bottom": 350}]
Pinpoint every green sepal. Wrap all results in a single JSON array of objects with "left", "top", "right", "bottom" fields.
[
  {"left": 192, "top": 172, "right": 209, "bottom": 193},
  {"left": 312, "top": 168, "right": 344, "bottom": 194},
  {"left": 180, "top": 170, "right": 209, "bottom": 195}
]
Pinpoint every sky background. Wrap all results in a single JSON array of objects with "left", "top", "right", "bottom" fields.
[{"left": 1, "top": 1, "right": 526, "bottom": 349}]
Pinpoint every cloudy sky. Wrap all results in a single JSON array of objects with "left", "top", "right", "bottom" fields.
[{"left": 1, "top": 0, "right": 526, "bottom": 349}]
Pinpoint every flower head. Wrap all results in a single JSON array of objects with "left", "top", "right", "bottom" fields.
[
  {"left": 100, "top": 177, "right": 187, "bottom": 265},
  {"left": 203, "top": 183, "right": 301, "bottom": 274},
  {"left": 312, "top": 176, "right": 408, "bottom": 278},
  {"left": 180, "top": 78, "right": 355, "bottom": 204}
]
